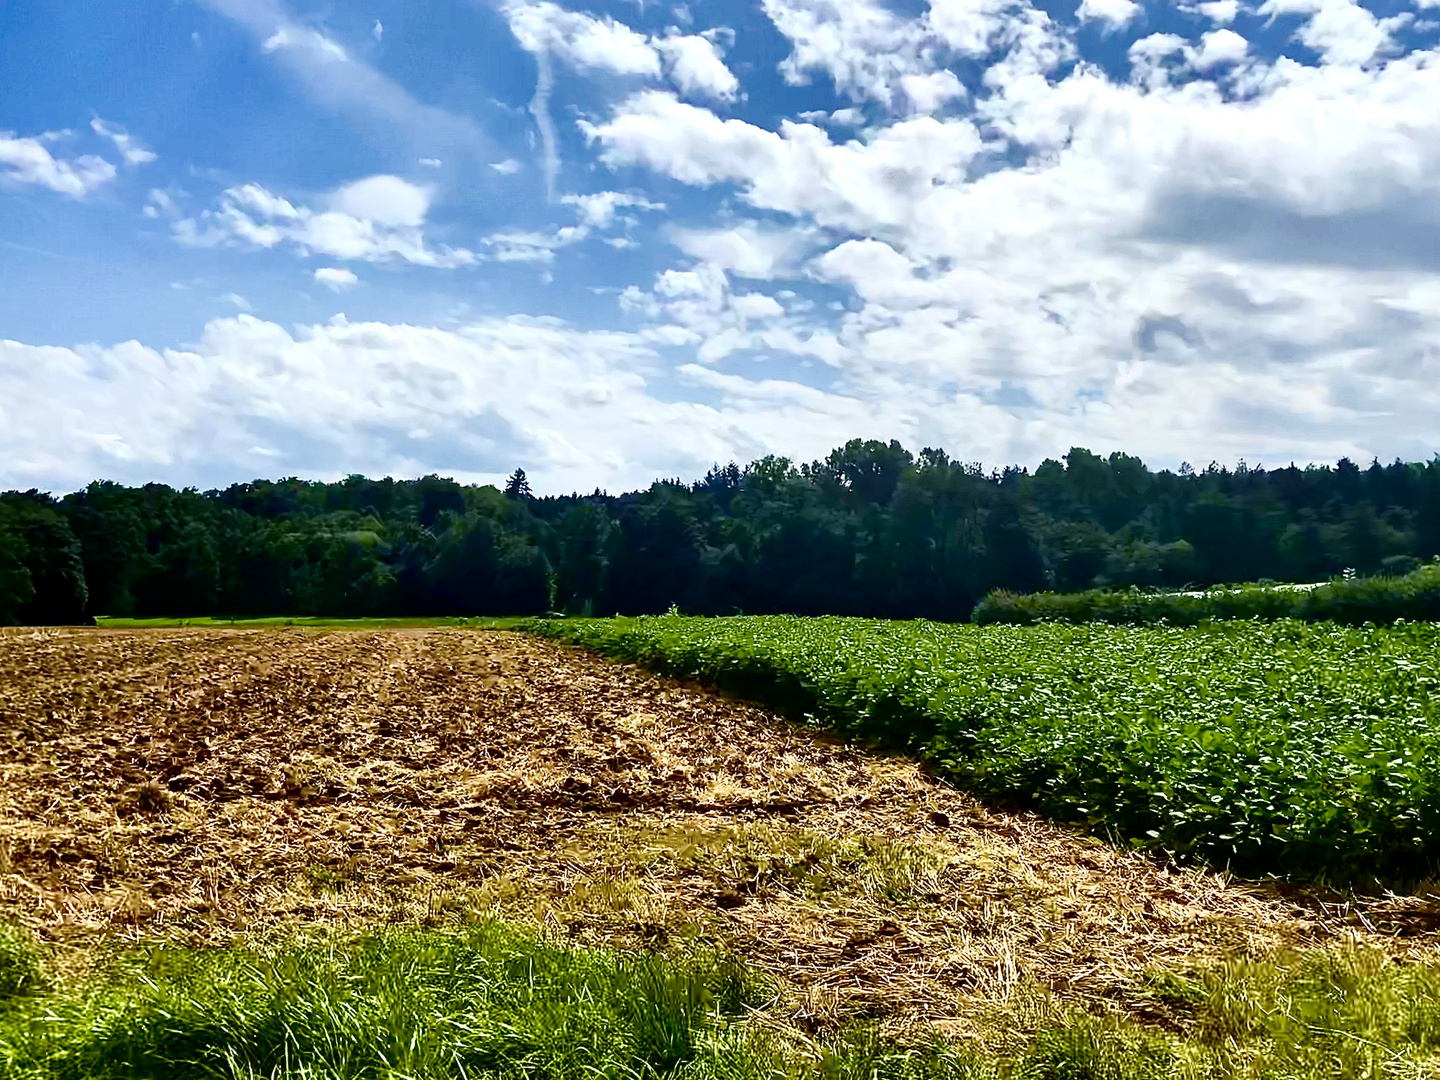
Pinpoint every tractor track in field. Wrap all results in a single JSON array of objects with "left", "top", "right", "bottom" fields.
[{"left": 2, "top": 626, "right": 1437, "bottom": 1034}]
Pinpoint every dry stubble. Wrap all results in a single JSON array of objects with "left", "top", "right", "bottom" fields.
[{"left": 2, "top": 626, "right": 1437, "bottom": 1038}]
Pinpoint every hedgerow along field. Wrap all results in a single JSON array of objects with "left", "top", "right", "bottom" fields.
[
  {"left": 972, "top": 560, "right": 1440, "bottom": 626},
  {"left": 527, "top": 615, "right": 1440, "bottom": 885}
]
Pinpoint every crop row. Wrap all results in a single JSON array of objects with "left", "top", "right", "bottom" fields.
[
  {"left": 526, "top": 615, "right": 1440, "bottom": 884},
  {"left": 971, "top": 561, "right": 1440, "bottom": 626}
]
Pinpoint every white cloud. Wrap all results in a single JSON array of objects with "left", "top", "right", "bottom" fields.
[
  {"left": 504, "top": 1, "right": 660, "bottom": 74},
  {"left": 585, "top": 92, "right": 983, "bottom": 234},
  {"left": 900, "top": 70, "right": 965, "bottom": 113},
  {"left": 262, "top": 25, "right": 348, "bottom": 61},
  {"left": 490, "top": 158, "right": 522, "bottom": 174},
  {"left": 0, "top": 132, "right": 116, "bottom": 197},
  {"left": 0, "top": 315, "right": 905, "bottom": 494},
  {"left": 314, "top": 266, "right": 359, "bottom": 290},
  {"left": 484, "top": 190, "right": 664, "bottom": 261},
  {"left": 372, "top": 19, "right": 383, "bottom": 41},
  {"left": 669, "top": 221, "right": 818, "bottom": 278},
  {"left": 561, "top": 190, "right": 664, "bottom": 228},
  {"left": 420, "top": 157, "right": 443, "bottom": 168},
  {"left": 760, "top": 0, "right": 933, "bottom": 104},
  {"left": 654, "top": 32, "right": 740, "bottom": 101},
  {"left": 757, "top": 0, "right": 1070, "bottom": 107},
  {"left": 222, "top": 292, "right": 253, "bottom": 311},
  {"left": 89, "top": 119, "right": 157, "bottom": 166},
  {"left": 1197, "top": 0, "right": 1240, "bottom": 22},
  {"left": 1077, "top": 0, "right": 1142, "bottom": 29},
  {"left": 179, "top": 175, "right": 475, "bottom": 267},
  {"left": 730, "top": 293, "right": 787, "bottom": 320},
  {"left": 483, "top": 228, "right": 582, "bottom": 263},
  {"left": 1258, "top": 0, "right": 1408, "bottom": 65},
  {"left": 10, "top": 0, "right": 1440, "bottom": 491},
  {"left": 329, "top": 174, "right": 429, "bottom": 227},
  {"left": 1192, "top": 28, "right": 1248, "bottom": 69},
  {"left": 577, "top": 33, "right": 1440, "bottom": 472}
]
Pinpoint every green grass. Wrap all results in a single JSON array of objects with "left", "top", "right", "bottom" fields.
[
  {"left": 972, "top": 561, "right": 1440, "bottom": 626},
  {"left": 93, "top": 615, "right": 532, "bottom": 630},
  {"left": 525, "top": 615, "right": 1440, "bottom": 884},
  {"left": 4, "top": 923, "right": 1440, "bottom": 1080}
]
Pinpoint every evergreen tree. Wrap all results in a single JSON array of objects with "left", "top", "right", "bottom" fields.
[{"left": 504, "top": 468, "right": 533, "bottom": 500}]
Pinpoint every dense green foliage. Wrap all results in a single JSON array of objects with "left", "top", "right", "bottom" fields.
[
  {"left": 5, "top": 441, "right": 1440, "bottom": 624},
  {"left": 4, "top": 924, "right": 1440, "bottom": 1079},
  {"left": 973, "top": 562, "right": 1440, "bottom": 626},
  {"left": 0, "top": 923, "right": 767, "bottom": 1080},
  {"left": 528, "top": 615, "right": 1440, "bottom": 884}
]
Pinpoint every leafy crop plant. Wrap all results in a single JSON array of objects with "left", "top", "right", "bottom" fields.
[{"left": 528, "top": 615, "right": 1440, "bottom": 885}]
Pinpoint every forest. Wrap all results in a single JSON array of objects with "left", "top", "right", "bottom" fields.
[{"left": 3, "top": 440, "right": 1439, "bottom": 624}]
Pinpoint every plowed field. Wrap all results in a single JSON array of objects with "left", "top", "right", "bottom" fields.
[{"left": 2, "top": 627, "right": 1436, "bottom": 1033}]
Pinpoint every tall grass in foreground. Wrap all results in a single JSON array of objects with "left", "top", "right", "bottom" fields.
[
  {"left": 971, "top": 561, "right": 1440, "bottom": 626},
  {"left": 4, "top": 924, "right": 1440, "bottom": 1079}
]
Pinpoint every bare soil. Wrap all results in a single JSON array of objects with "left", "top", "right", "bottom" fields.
[{"left": 3, "top": 627, "right": 1437, "bottom": 1035}]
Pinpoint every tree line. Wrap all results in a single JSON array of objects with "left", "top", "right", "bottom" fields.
[{"left": 3, "top": 440, "right": 1439, "bottom": 624}]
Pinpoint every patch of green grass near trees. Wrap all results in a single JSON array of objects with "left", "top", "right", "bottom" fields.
[
  {"left": 525, "top": 615, "right": 1440, "bottom": 885},
  {"left": 3, "top": 923, "right": 1440, "bottom": 1080}
]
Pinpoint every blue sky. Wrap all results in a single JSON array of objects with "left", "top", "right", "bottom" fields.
[{"left": 2, "top": 0, "right": 1439, "bottom": 493}]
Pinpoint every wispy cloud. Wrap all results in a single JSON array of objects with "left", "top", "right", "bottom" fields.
[
  {"left": 0, "top": 131, "right": 116, "bottom": 197},
  {"left": 90, "top": 119, "right": 157, "bottom": 166},
  {"left": 194, "top": 0, "right": 490, "bottom": 156}
]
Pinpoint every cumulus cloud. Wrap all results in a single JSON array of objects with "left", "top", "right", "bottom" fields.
[
  {"left": 574, "top": 23, "right": 1440, "bottom": 472},
  {"left": 760, "top": 0, "right": 934, "bottom": 104},
  {"left": 0, "top": 315, "right": 903, "bottom": 494},
  {"left": 1197, "top": 0, "right": 1240, "bottom": 22},
  {"left": 1191, "top": 28, "right": 1249, "bottom": 69},
  {"left": 756, "top": 0, "right": 1070, "bottom": 106},
  {"left": 176, "top": 175, "right": 475, "bottom": 267},
  {"left": 654, "top": 32, "right": 740, "bottom": 100},
  {"left": 504, "top": 1, "right": 660, "bottom": 74},
  {"left": 12, "top": 0, "right": 1440, "bottom": 490},
  {"left": 669, "top": 221, "right": 819, "bottom": 278},
  {"left": 328, "top": 174, "right": 429, "bottom": 227},
  {"left": 900, "top": 70, "right": 965, "bottom": 113},
  {"left": 0, "top": 132, "right": 116, "bottom": 197},
  {"left": 1258, "top": 0, "right": 1409, "bottom": 65},
  {"left": 585, "top": 92, "right": 983, "bottom": 234},
  {"left": 1077, "top": 0, "right": 1142, "bottom": 29},
  {"left": 314, "top": 266, "right": 359, "bottom": 290}
]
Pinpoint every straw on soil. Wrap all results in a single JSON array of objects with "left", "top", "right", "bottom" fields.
[{"left": 2, "top": 626, "right": 1437, "bottom": 1039}]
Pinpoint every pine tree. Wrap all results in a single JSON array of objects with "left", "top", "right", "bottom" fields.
[{"left": 504, "top": 468, "right": 533, "bottom": 500}]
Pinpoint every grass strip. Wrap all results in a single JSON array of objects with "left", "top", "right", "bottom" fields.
[
  {"left": 524, "top": 615, "right": 1440, "bottom": 884},
  {"left": 5, "top": 924, "right": 1440, "bottom": 1080}
]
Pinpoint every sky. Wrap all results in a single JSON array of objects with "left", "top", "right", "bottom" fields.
[{"left": 2, "top": 0, "right": 1439, "bottom": 495}]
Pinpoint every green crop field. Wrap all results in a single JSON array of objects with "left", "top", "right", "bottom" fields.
[{"left": 528, "top": 615, "right": 1440, "bottom": 884}]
